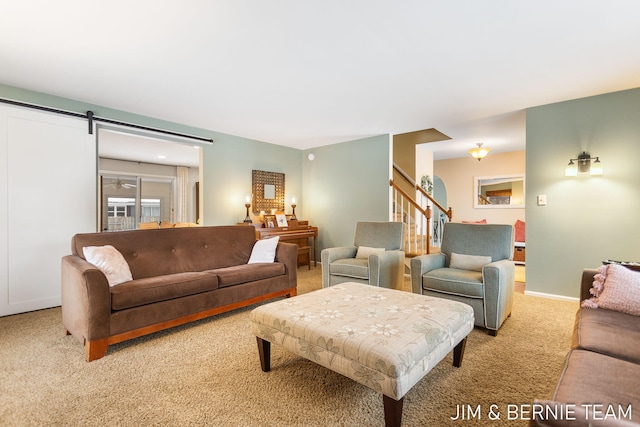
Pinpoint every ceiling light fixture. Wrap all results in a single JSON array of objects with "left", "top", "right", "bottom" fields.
[
  {"left": 565, "top": 152, "right": 603, "bottom": 177},
  {"left": 468, "top": 143, "right": 491, "bottom": 161}
]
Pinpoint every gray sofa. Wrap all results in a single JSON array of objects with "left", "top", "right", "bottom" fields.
[
  {"left": 530, "top": 267, "right": 640, "bottom": 426},
  {"left": 62, "top": 225, "right": 297, "bottom": 361}
]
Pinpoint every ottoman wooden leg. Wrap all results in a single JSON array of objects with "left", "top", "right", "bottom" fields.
[
  {"left": 453, "top": 337, "right": 467, "bottom": 368},
  {"left": 256, "top": 337, "right": 271, "bottom": 372},
  {"left": 383, "top": 395, "right": 404, "bottom": 427}
]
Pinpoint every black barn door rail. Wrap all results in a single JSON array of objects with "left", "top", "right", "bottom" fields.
[{"left": 0, "top": 97, "right": 213, "bottom": 144}]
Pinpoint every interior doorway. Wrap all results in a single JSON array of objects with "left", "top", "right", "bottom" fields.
[{"left": 97, "top": 127, "right": 202, "bottom": 231}]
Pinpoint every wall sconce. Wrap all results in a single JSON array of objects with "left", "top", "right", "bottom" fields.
[
  {"left": 468, "top": 143, "right": 491, "bottom": 161},
  {"left": 290, "top": 196, "right": 297, "bottom": 220},
  {"left": 565, "top": 152, "right": 603, "bottom": 177},
  {"left": 243, "top": 195, "right": 252, "bottom": 223}
]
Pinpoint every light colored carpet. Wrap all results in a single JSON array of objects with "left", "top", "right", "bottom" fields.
[{"left": 0, "top": 267, "right": 578, "bottom": 426}]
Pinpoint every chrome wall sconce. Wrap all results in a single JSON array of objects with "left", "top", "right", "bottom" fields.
[
  {"left": 565, "top": 152, "right": 603, "bottom": 177},
  {"left": 468, "top": 143, "right": 491, "bottom": 161}
]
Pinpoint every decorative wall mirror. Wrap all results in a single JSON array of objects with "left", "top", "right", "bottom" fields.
[
  {"left": 252, "top": 170, "right": 285, "bottom": 213},
  {"left": 474, "top": 174, "right": 525, "bottom": 209}
]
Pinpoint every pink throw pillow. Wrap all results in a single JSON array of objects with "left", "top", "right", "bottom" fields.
[
  {"left": 514, "top": 219, "right": 525, "bottom": 243},
  {"left": 582, "top": 264, "right": 640, "bottom": 316}
]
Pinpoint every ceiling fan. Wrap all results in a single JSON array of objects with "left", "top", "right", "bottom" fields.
[{"left": 105, "top": 177, "right": 137, "bottom": 190}]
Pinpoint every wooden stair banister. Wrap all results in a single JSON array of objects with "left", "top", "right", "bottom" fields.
[
  {"left": 390, "top": 179, "right": 432, "bottom": 220},
  {"left": 392, "top": 162, "right": 453, "bottom": 222},
  {"left": 415, "top": 183, "right": 453, "bottom": 221},
  {"left": 390, "top": 163, "right": 454, "bottom": 256},
  {"left": 390, "top": 179, "right": 432, "bottom": 256}
]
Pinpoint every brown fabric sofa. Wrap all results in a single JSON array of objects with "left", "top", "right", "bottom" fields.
[
  {"left": 62, "top": 225, "right": 297, "bottom": 362},
  {"left": 530, "top": 267, "right": 640, "bottom": 426}
]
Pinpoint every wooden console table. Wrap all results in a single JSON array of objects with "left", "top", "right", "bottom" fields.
[{"left": 255, "top": 224, "right": 319, "bottom": 267}]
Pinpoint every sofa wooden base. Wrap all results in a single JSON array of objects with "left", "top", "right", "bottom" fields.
[{"left": 83, "top": 287, "right": 297, "bottom": 362}]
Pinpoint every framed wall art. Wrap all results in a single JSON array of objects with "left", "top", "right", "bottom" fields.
[{"left": 252, "top": 170, "right": 285, "bottom": 214}]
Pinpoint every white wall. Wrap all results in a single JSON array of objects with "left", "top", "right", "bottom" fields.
[{"left": 416, "top": 144, "right": 434, "bottom": 197}]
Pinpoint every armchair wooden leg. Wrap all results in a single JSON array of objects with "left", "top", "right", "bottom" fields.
[{"left": 488, "top": 329, "right": 498, "bottom": 337}]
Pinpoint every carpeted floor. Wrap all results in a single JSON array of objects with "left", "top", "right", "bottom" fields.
[{"left": 0, "top": 267, "right": 578, "bottom": 426}]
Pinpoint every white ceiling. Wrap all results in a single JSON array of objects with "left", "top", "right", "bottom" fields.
[{"left": 1, "top": 1, "right": 639, "bottom": 161}]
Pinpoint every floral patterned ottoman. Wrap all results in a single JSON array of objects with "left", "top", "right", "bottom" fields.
[{"left": 250, "top": 282, "right": 474, "bottom": 427}]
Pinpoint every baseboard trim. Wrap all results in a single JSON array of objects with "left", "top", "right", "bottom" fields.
[{"left": 524, "top": 290, "right": 579, "bottom": 302}]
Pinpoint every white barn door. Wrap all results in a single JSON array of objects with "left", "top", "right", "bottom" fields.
[{"left": 0, "top": 104, "right": 96, "bottom": 316}]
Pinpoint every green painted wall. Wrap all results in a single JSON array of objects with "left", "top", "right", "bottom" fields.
[
  {"left": 202, "top": 136, "right": 302, "bottom": 225},
  {"left": 302, "top": 134, "right": 391, "bottom": 253},
  {"left": 526, "top": 88, "right": 640, "bottom": 298}
]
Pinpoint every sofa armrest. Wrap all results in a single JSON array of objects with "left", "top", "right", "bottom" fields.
[
  {"left": 274, "top": 242, "right": 298, "bottom": 289},
  {"left": 410, "top": 254, "right": 446, "bottom": 294},
  {"left": 321, "top": 246, "right": 357, "bottom": 287},
  {"left": 61, "top": 255, "right": 111, "bottom": 342},
  {"left": 580, "top": 268, "right": 599, "bottom": 301},
  {"left": 368, "top": 250, "right": 405, "bottom": 290}
]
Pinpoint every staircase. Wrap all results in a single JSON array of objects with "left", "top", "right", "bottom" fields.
[
  {"left": 392, "top": 210, "right": 430, "bottom": 257},
  {"left": 390, "top": 164, "right": 453, "bottom": 258}
]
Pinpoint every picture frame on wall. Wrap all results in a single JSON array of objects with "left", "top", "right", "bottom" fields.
[{"left": 252, "top": 170, "right": 285, "bottom": 214}]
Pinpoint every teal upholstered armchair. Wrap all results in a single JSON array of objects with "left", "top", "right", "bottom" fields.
[
  {"left": 322, "top": 221, "right": 406, "bottom": 290},
  {"left": 410, "top": 222, "right": 515, "bottom": 336}
]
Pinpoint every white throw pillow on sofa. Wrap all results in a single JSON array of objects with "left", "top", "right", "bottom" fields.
[
  {"left": 248, "top": 236, "right": 280, "bottom": 264},
  {"left": 83, "top": 245, "right": 133, "bottom": 286}
]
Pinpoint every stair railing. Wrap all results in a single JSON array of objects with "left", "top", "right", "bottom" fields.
[
  {"left": 414, "top": 183, "right": 453, "bottom": 247},
  {"left": 390, "top": 179, "right": 431, "bottom": 256},
  {"left": 391, "top": 164, "right": 454, "bottom": 255}
]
